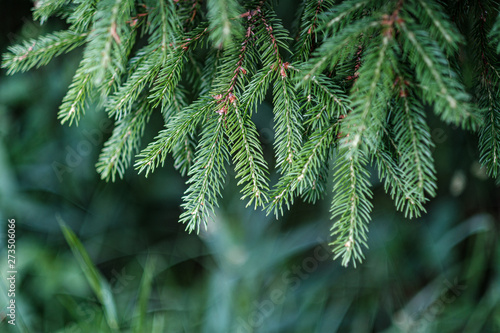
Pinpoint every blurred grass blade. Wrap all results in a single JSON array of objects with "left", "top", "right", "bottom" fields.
[
  {"left": 58, "top": 216, "right": 119, "bottom": 331},
  {"left": 132, "top": 255, "right": 156, "bottom": 333}
]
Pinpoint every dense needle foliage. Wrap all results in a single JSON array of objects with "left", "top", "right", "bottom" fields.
[{"left": 3, "top": 0, "right": 499, "bottom": 267}]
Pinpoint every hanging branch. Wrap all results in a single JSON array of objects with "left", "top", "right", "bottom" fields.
[{"left": 3, "top": 0, "right": 499, "bottom": 266}]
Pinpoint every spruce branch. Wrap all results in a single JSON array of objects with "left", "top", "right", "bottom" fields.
[
  {"left": 179, "top": 115, "right": 230, "bottom": 233},
  {"left": 85, "top": 0, "right": 134, "bottom": 88},
  {"left": 33, "top": 0, "right": 71, "bottom": 23},
  {"left": 330, "top": 149, "right": 372, "bottom": 268},
  {"left": 58, "top": 59, "right": 94, "bottom": 125},
  {"left": 300, "top": 74, "right": 350, "bottom": 133},
  {"left": 2, "top": 31, "right": 88, "bottom": 74},
  {"left": 106, "top": 46, "right": 161, "bottom": 120},
  {"left": 478, "top": 84, "right": 500, "bottom": 178},
  {"left": 393, "top": 94, "right": 437, "bottom": 204},
  {"left": 148, "top": 25, "right": 208, "bottom": 108},
  {"left": 397, "top": 17, "right": 479, "bottom": 129},
  {"left": 241, "top": 66, "right": 275, "bottom": 115},
  {"left": 374, "top": 148, "right": 426, "bottom": 218},
  {"left": 270, "top": 74, "right": 347, "bottom": 210},
  {"left": 273, "top": 74, "right": 303, "bottom": 173},
  {"left": 97, "top": 100, "right": 153, "bottom": 182},
  {"left": 468, "top": 1, "right": 500, "bottom": 178},
  {"left": 301, "top": 16, "right": 380, "bottom": 81},
  {"left": 226, "top": 103, "right": 270, "bottom": 208},
  {"left": 135, "top": 98, "right": 215, "bottom": 176},
  {"left": 106, "top": 0, "right": 183, "bottom": 120},
  {"left": 408, "top": 0, "right": 463, "bottom": 55},
  {"left": 207, "top": 0, "right": 244, "bottom": 48},
  {"left": 209, "top": 8, "right": 270, "bottom": 209},
  {"left": 269, "top": 120, "right": 338, "bottom": 217},
  {"left": 295, "top": 0, "right": 336, "bottom": 61},
  {"left": 176, "top": 0, "right": 202, "bottom": 28},
  {"left": 67, "top": 0, "right": 98, "bottom": 33},
  {"left": 308, "top": 75, "right": 350, "bottom": 115},
  {"left": 59, "top": 0, "right": 138, "bottom": 126},
  {"left": 58, "top": 23, "right": 136, "bottom": 126},
  {"left": 239, "top": 5, "right": 291, "bottom": 115},
  {"left": 255, "top": 7, "right": 303, "bottom": 173},
  {"left": 300, "top": 155, "right": 331, "bottom": 204},
  {"left": 172, "top": 131, "right": 196, "bottom": 177},
  {"left": 323, "top": 0, "right": 369, "bottom": 32},
  {"left": 339, "top": 33, "right": 394, "bottom": 154},
  {"left": 152, "top": 0, "right": 182, "bottom": 53},
  {"left": 162, "top": 86, "right": 194, "bottom": 176}
]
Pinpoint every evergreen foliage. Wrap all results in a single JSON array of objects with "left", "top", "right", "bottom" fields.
[{"left": 3, "top": 0, "right": 500, "bottom": 267}]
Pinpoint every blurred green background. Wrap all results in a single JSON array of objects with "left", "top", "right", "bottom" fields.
[{"left": 0, "top": 2, "right": 499, "bottom": 332}]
